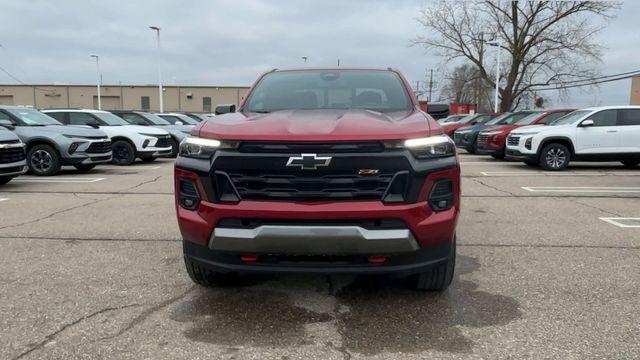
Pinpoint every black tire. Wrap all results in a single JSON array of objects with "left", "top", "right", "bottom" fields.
[
  {"left": 169, "top": 138, "right": 179, "bottom": 158},
  {"left": 184, "top": 256, "right": 239, "bottom": 287},
  {"left": 73, "top": 164, "right": 96, "bottom": 172},
  {"left": 467, "top": 139, "right": 478, "bottom": 154},
  {"left": 539, "top": 143, "right": 571, "bottom": 171},
  {"left": 0, "top": 176, "right": 13, "bottom": 185},
  {"left": 490, "top": 147, "right": 506, "bottom": 160},
  {"left": 27, "top": 144, "right": 61, "bottom": 176},
  {"left": 111, "top": 140, "right": 136, "bottom": 166},
  {"left": 140, "top": 156, "right": 157, "bottom": 163},
  {"left": 410, "top": 236, "right": 456, "bottom": 292},
  {"left": 621, "top": 160, "right": 640, "bottom": 168}
]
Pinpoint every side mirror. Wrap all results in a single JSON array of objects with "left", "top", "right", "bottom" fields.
[
  {"left": 215, "top": 104, "right": 236, "bottom": 115},
  {"left": 580, "top": 119, "right": 594, "bottom": 127},
  {"left": 0, "top": 119, "right": 15, "bottom": 130},
  {"left": 87, "top": 119, "right": 100, "bottom": 129}
]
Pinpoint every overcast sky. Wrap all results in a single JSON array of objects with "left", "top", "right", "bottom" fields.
[{"left": 0, "top": 0, "right": 637, "bottom": 108}]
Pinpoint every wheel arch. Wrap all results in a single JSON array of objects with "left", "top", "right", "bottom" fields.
[{"left": 25, "top": 138, "right": 62, "bottom": 155}]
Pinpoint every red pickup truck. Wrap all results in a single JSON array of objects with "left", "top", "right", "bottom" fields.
[
  {"left": 174, "top": 68, "right": 460, "bottom": 291},
  {"left": 476, "top": 109, "right": 576, "bottom": 159}
]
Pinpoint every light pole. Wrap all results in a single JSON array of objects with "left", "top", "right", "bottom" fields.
[
  {"left": 487, "top": 41, "right": 502, "bottom": 113},
  {"left": 90, "top": 54, "right": 101, "bottom": 110},
  {"left": 149, "top": 26, "right": 163, "bottom": 112}
]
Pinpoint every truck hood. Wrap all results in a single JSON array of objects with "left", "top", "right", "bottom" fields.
[{"left": 197, "top": 109, "right": 432, "bottom": 141}]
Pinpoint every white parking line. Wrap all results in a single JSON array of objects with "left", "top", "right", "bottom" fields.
[
  {"left": 522, "top": 186, "right": 640, "bottom": 193},
  {"left": 482, "top": 171, "right": 640, "bottom": 177},
  {"left": 13, "top": 177, "right": 105, "bottom": 183},
  {"left": 600, "top": 217, "right": 640, "bottom": 228},
  {"left": 460, "top": 162, "right": 501, "bottom": 165},
  {"left": 0, "top": 198, "right": 8, "bottom": 202},
  {"left": 146, "top": 166, "right": 161, "bottom": 170}
]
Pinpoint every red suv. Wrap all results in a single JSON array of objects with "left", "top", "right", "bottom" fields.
[
  {"left": 174, "top": 68, "right": 460, "bottom": 291},
  {"left": 476, "top": 109, "right": 576, "bottom": 159}
]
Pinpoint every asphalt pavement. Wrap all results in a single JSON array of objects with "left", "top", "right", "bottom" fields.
[{"left": 1, "top": 154, "right": 639, "bottom": 359}]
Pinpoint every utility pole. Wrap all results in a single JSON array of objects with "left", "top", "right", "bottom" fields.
[
  {"left": 90, "top": 54, "right": 101, "bottom": 110},
  {"left": 494, "top": 39, "right": 501, "bottom": 113},
  {"left": 149, "top": 26, "right": 163, "bottom": 112},
  {"left": 428, "top": 69, "right": 433, "bottom": 103}
]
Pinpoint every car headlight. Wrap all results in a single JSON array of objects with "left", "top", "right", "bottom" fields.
[
  {"left": 517, "top": 131, "right": 540, "bottom": 136},
  {"left": 404, "top": 135, "right": 455, "bottom": 159},
  {"left": 178, "top": 137, "right": 237, "bottom": 159}
]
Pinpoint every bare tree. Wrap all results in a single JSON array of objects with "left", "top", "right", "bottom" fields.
[
  {"left": 413, "top": 1, "right": 621, "bottom": 111},
  {"left": 440, "top": 63, "right": 495, "bottom": 111}
]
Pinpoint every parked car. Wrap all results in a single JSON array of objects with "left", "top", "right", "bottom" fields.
[
  {"left": 441, "top": 113, "right": 500, "bottom": 138},
  {"left": 0, "top": 106, "right": 112, "bottom": 175},
  {"left": 43, "top": 109, "right": 172, "bottom": 165},
  {"left": 437, "top": 114, "right": 468, "bottom": 125},
  {"left": 155, "top": 113, "right": 199, "bottom": 126},
  {"left": 180, "top": 112, "right": 210, "bottom": 122},
  {"left": 476, "top": 109, "right": 575, "bottom": 159},
  {"left": 111, "top": 111, "right": 194, "bottom": 157},
  {"left": 175, "top": 67, "right": 460, "bottom": 291},
  {"left": 506, "top": 106, "right": 640, "bottom": 170},
  {"left": 0, "top": 126, "right": 27, "bottom": 184},
  {"left": 452, "top": 111, "right": 535, "bottom": 154}
]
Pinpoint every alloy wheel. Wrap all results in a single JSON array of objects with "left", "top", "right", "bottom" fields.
[
  {"left": 30, "top": 149, "right": 53, "bottom": 173},
  {"left": 113, "top": 144, "right": 130, "bottom": 161},
  {"left": 545, "top": 148, "right": 566, "bottom": 169}
]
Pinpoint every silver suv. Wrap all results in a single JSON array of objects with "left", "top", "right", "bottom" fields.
[{"left": 0, "top": 106, "right": 112, "bottom": 176}]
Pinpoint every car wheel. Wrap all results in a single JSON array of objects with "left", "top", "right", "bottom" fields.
[
  {"left": 539, "top": 143, "right": 570, "bottom": 171},
  {"left": 111, "top": 140, "right": 136, "bottom": 166},
  {"left": 27, "top": 144, "right": 61, "bottom": 176},
  {"left": 73, "top": 164, "right": 96, "bottom": 172},
  {"left": 184, "top": 256, "right": 239, "bottom": 287},
  {"left": 140, "top": 156, "right": 156, "bottom": 163},
  {"left": 410, "top": 235, "right": 456, "bottom": 292},
  {"left": 621, "top": 160, "right": 640, "bottom": 168},
  {"left": 0, "top": 176, "right": 13, "bottom": 185},
  {"left": 169, "top": 138, "right": 179, "bottom": 158}
]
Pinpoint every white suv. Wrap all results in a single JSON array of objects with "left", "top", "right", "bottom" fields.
[
  {"left": 506, "top": 106, "right": 640, "bottom": 170},
  {"left": 43, "top": 109, "right": 173, "bottom": 165}
]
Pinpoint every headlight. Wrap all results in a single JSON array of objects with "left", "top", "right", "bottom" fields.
[
  {"left": 178, "top": 137, "right": 238, "bottom": 159},
  {"left": 517, "top": 131, "right": 540, "bottom": 136},
  {"left": 404, "top": 135, "right": 455, "bottom": 159},
  {"left": 481, "top": 131, "right": 502, "bottom": 136}
]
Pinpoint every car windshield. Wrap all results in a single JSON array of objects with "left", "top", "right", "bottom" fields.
[
  {"left": 6, "top": 108, "right": 62, "bottom": 126},
  {"left": 141, "top": 113, "right": 172, "bottom": 125},
  {"left": 549, "top": 110, "right": 590, "bottom": 125},
  {"left": 499, "top": 112, "right": 538, "bottom": 125},
  {"left": 514, "top": 112, "right": 545, "bottom": 125},
  {"left": 244, "top": 70, "right": 412, "bottom": 113},
  {"left": 93, "top": 112, "right": 130, "bottom": 126},
  {"left": 485, "top": 113, "right": 512, "bottom": 125}
]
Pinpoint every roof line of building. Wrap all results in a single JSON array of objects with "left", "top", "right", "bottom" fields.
[{"left": 0, "top": 84, "right": 250, "bottom": 88}]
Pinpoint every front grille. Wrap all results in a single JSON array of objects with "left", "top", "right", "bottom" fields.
[
  {"left": 477, "top": 134, "right": 488, "bottom": 145},
  {"left": 217, "top": 218, "right": 406, "bottom": 230},
  {"left": 0, "top": 147, "right": 26, "bottom": 164},
  {"left": 228, "top": 170, "right": 396, "bottom": 201},
  {"left": 86, "top": 141, "right": 112, "bottom": 154},
  {"left": 238, "top": 141, "right": 386, "bottom": 153},
  {"left": 153, "top": 136, "right": 171, "bottom": 148},
  {"left": 507, "top": 136, "right": 520, "bottom": 146}
]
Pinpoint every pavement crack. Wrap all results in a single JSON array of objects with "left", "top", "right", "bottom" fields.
[
  {"left": 324, "top": 275, "right": 352, "bottom": 360},
  {"left": 94, "top": 286, "right": 194, "bottom": 342},
  {"left": 471, "top": 178, "right": 517, "bottom": 196},
  {"left": 568, "top": 198, "right": 624, "bottom": 217},
  {"left": 0, "top": 195, "right": 120, "bottom": 231},
  {"left": 12, "top": 303, "right": 141, "bottom": 360},
  {"left": 125, "top": 175, "right": 162, "bottom": 191}
]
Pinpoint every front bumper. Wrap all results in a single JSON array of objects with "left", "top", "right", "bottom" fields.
[
  {"left": 138, "top": 147, "right": 173, "bottom": 158},
  {"left": 0, "top": 160, "right": 27, "bottom": 177},
  {"left": 505, "top": 148, "right": 537, "bottom": 162}
]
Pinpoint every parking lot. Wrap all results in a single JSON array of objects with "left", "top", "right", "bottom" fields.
[{"left": 1, "top": 154, "right": 639, "bottom": 360}]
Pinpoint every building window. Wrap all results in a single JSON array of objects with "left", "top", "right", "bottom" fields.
[
  {"left": 141, "top": 96, "right": 150, "bottom": 111},
  {"left": 203, "top": 97, "right": 212, "bottom": 112}
]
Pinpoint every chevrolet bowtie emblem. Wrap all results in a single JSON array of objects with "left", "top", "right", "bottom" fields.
[{"left": 286, "top": 153, "right": 332, "bottom": 170}]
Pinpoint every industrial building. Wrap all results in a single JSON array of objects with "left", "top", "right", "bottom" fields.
[{"left": 0, "top": 84, "right": 250, "bottom": 112}]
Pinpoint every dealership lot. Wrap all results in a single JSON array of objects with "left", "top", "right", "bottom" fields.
[{"left": 1, "top": 154, "right": 639, "bottom": 360}]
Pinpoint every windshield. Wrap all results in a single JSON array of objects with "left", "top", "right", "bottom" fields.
[
  {"left": 141, "top": 113, "right": 172, "bottom": 125},
  {"left": 244, "top": 70, "right": 412, "bottom": 113},
  {"left": 515, "top": 112, "right": 545, "bottom": 125},
  {"left": 6, "top": 108, "right": 62, "bottom": 126},
  {"left": 500, "top": 112, "right": 538, "bottom": 125},
  {"left": 93, "top": 112, "right": 130, "bottom": 126},
  {"left": 485, "top": 113, "right": 512, "bottom": 125},
  {"left": 549, "top": 110, "right": 589, "bottom": 126}
]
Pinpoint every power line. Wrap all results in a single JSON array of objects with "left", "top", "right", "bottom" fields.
[{"left": 531, "top": 73, "right": 638, "bottom": 91}]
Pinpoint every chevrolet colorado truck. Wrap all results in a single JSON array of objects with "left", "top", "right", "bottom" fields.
[{"left": 175, "top": 68, "right": 460, "bottom": 291}]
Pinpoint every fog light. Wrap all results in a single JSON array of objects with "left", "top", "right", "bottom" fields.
[
  {"left": 429, "top": 180, "right": 454, "bottom": 211},
  {"left": 68, "top": 142, "right": 82, "bottom": 154},
  {"left": 178, "top": 179, "right": 200, "bottom": 210},
  {"left": 143, "top": 139, "right": 150, "bottom": 148},
  {"left": 525, "top": 138, "right": 532, "bottom": 150}
]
